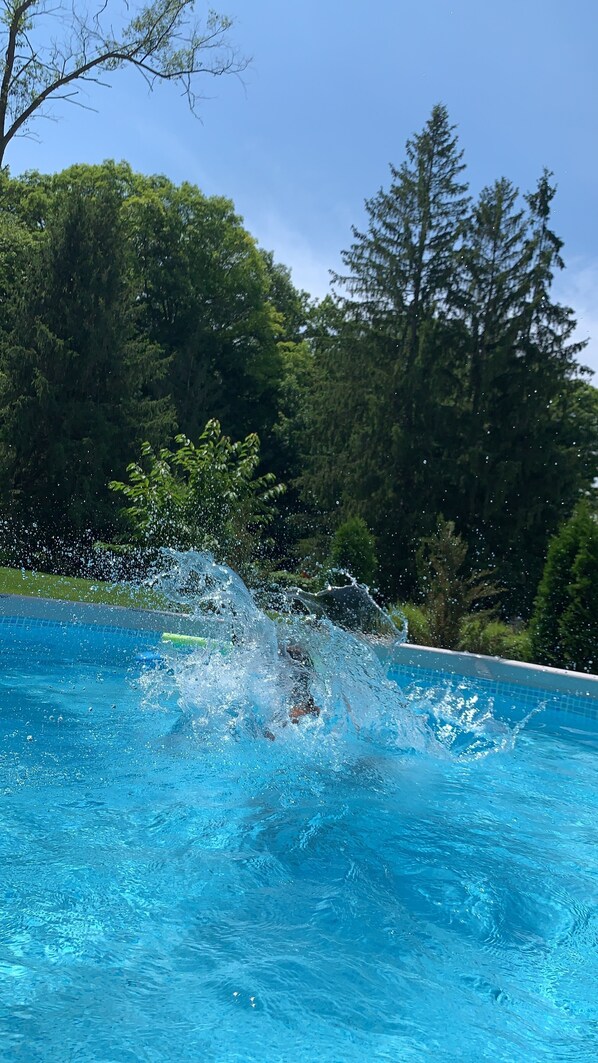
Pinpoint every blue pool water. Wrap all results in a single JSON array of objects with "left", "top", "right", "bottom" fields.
[{"left": 1, "top": 568, "right": 598, "bottom": 1061}]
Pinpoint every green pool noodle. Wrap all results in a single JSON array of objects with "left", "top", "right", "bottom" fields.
[{"left": 161, "top": 632, "right": 232, "bottom": 654}]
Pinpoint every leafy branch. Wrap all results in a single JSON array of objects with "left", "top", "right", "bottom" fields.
[
  {"left": 109, "top": 419, "right": 285, "bottom": 570},
  {"left": 0, "top": 0, "right": 246, "bottom": 164}
]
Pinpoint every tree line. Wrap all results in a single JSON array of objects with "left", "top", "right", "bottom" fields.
[
  {"left": 0, "top": 161, "right": 305, "bottom": 545},
  {"left": 0, "top": 106, "right": 596, "bottom": 633},
  {"left": 302, "top": 105, "right": 597, "bottom": 615}
]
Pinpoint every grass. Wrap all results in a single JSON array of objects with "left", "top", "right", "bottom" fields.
[{"left": 0, "top": 566, "right": 163, "bottom": 610}]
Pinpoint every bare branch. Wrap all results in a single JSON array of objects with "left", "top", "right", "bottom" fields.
[{"left": 0, "top": 0, "right": 247, "bottom": 164}]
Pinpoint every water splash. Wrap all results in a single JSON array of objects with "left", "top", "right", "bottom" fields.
[{"left": 137, "top": 550, "right": 535, "bottom": 762}]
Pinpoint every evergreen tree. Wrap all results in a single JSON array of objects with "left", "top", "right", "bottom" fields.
[
  {"left": 530, "top": 503, "right": 598, "bottom": 671},
  {"left": 303, "top": 126, "right": 597, "bottom": 608},
  {"left": 335, "top": 103, "right": 469, "bottom": 341},
  {"left": 0, "top": 168, "right": 173, "bottom": 539},
  {"left": 560, "top": 519, "right": 598, "bottom": 673},
  {"left": 0, "top": 162, "right": 307, "bottom": 557},
  {"left": 305, "top": 105, "right": 471, "bottom": 595},
  {"left": 459, "top": 178, "right": 530, "bottom": 518},
  {"left": 461, "top": 172, "right": 594, "bottom": 608}
]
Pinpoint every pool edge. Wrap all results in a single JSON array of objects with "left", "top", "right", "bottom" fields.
[{"left": 388, "top": 642, "right": 598, "bottom": 703}]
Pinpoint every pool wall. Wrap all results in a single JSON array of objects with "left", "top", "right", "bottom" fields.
[
  {"left": 386, "top": 645, "right": 598, "bottom": 725},
  {"left": 391, "top": 642, "right": 598, "bottom": 698},
  {"left": 0, "top": 592, "right": 229, "bottom": 637},
  {"left": 1, "top": 592, "right": 596, "bottom": 720}
]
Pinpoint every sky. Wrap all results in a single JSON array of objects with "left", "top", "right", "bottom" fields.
[{"left": 7, "top": 0, "right": 598, "bottom": 374}]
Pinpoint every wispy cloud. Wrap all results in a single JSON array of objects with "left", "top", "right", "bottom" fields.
[{"left": 243, "top": 208, "right": 337, "bottom": 300}]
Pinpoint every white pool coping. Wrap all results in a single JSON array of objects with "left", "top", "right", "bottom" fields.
[{"left": 390, "top": 642, "right": 598, "bottom": 702}]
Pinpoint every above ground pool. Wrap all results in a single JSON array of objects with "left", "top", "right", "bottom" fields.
[{"left": 1, "top": 554, "right": 597, "bottom": 1062}]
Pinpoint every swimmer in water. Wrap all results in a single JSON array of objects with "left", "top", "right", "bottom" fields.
[
  {"left": 284, "top": 642, "right": 321, "bottom": 723},
  {"left": 263, "top": 641, "right": 321, "bottom": 739}
]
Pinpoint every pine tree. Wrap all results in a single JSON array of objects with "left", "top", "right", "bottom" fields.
[
  {"left": 335, "top": 104, "right": 469, "bottom": 334},
  {"left": 305, "top": 105, "right": 471, "bottom": 595},
  {"left": 0, "top": 169, "right": 173, "bottom": 540},
  {"left": 460, "top": 178, "right": 529, "bottom": 508},
  {"left": 462, "top": 172, "right": 592, "bottom": 608},
  {"left": 302, "top": 128, "right": 597, "bottom": 607},
  {"left": 530, "top": 503, "right": 598, "bottom": 671}
]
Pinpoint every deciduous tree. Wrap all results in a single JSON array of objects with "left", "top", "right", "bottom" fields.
[{"left": 109, "top": 419, "right": 285, "bottom": 571}]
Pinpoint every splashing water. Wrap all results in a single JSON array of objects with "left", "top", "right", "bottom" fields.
[{"left": 137, "top": 550, "right": 536, "bottom": 762}]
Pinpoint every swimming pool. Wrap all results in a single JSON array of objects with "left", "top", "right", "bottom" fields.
[{"left": 1, "top": 581, "right": 598, "bottom": 1061}]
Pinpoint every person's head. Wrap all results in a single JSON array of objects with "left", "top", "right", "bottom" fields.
[{"left": 284, "top": 642, "right": 312, "bottom": 667}]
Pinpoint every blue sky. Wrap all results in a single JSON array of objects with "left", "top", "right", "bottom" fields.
[{"left": 7, "top": 0, "right": 598, "bottom": 373}]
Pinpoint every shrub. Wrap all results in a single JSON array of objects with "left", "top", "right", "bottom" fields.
[
  {"left": 416, "top": 518, "right": 502, "bottom": 649},
  {"left": 391, "top": 603, "right": 434, "bottom": 646},
  {"left": 109, "top": 420, "right": 285, "bottom": 571},
  {"left": 329, "top": 516, "right": 378, "bottom": 585},
  {"left": 269, "top": 569, "right": 324, "bottom": 593},
  {"left": 530, "top": 502, "right": 598, "bottom": 673},
  {"left": 458, "top": 617, "right": 532, "bottom": 661},
  {"left": 560, "top": 525, "right": 598, "bottom": 672}
]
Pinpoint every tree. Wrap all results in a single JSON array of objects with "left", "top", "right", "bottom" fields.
[
  {"left": 329, "top": 516, "right": 377, "bottom": 586},
  {"left": 559, "top": 520, "right": 598, "bottom": 673},
  {"left": 459, "top": 178, "right": 530, "bottom": 519},
  {"left": 301, "top": 121, "right": 598, "bottom": 608},
  {"left": 334, "top": 103, "right": 469, "bottom": 345},
  {"left": 0, "top": 162, "right": 308, "bottom": 560},
  {"left": 0, "top": 0, "right": 244, "bottom": 167},
  {"left": 530, "top": 503, "right": 598, "bottom": 672},
  {"left": 109, "top": 419, "right": 285, "bottom": 572},
  {"left": 415, "top": 518, "right": 502, "bottom": 650},
  {"left": 0, "top": 164, "right": 173, "bottom": 538},
  {"left": 124, "top": 175, "right": 285, "bottom": 449},
  {"left": 459, "top": 171, "right": 595, "bottom": 610},
  {"left": 0, "top": 170, "right": 36, "bottom": 306},
  {"left": 304, "top": 105, "right": 471, "bottom": 595}
]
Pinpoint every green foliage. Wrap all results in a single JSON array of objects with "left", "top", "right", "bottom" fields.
[
  {"left": 416, "top": 518, "right": 502, "bottom": 649},
  {"left": 300, "top": 107, "right": 597, "bottom": 609},
  {"left": 457, "top": 617, "right": 532, "bottom": 661},
  {"left": 124, "top": 175, "right": 286, "bottom": 447},
  {"left": 560, "top": 524, "right": 598, "bottom": 673},
  {"left": 268, "top": 569, "right": 324, "bottom": 593},
  {"left": 391, "top": 603, "right": 433, "bottom": 647},
  {"left": 109, "top": 420, "right": 285, "bottom": 571},
  {"left": 392, "top": 603, "right": 532, "bottom": 660},
  {"left": 0, "top": 165, "right": 173, "bottom": 537},
  {"left": 530, "top": 503, "right": 598, "bottom": 672},
  {"left": 0, "top": 117, "right": 596, "bottom": 612},
  {"left": 303, "top": 106, "right": 472, "bottom": 596},
  {"left": 0, "top": 194, "right": 36, "bottom": 309},
  {"left": 329, "top": 516, "right": 378, "bottom": 585},
  {"left": 0, "top": 162, "right": 304, "bottom": 557}
]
